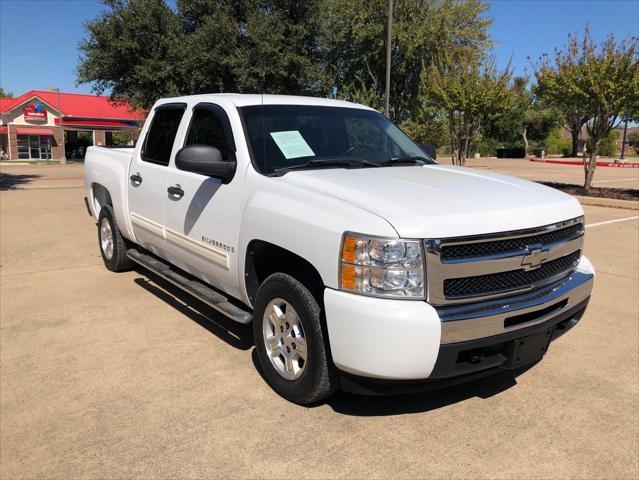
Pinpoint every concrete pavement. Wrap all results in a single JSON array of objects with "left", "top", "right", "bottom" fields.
[
  {"left": 464, "top": 157, "right": 639, "bottom": 190},
  {"left": 1, "top": 164, "right": 638, "bottom": 479}
]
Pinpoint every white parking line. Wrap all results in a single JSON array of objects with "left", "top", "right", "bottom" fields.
[
  {"left": 592, "top": 178, "right": 639, "bottom": 184},
  {"left": 586, "top": 216, "right": 639, "bottom": 228}
]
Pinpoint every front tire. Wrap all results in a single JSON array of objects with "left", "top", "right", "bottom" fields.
[
  {"left": 97, "top": 205, "right": 133, "bottom": 272},
  {"left": 253, "top": 273, "right": 339, "bottom": 404}
]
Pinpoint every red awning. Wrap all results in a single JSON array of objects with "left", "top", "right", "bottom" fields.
[
  {"left": 0, "top": 126, "right": 7, "bottom": 135},
  {"left": 55, "top": 118, "right": 139, "bottom": 128},
  {"left": 15, "top": 127, "right": 54, "bottom": 136}
]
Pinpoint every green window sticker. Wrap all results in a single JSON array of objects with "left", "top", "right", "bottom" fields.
[{"left": 270, "top": 131, "right": 315, "bottom": 159}]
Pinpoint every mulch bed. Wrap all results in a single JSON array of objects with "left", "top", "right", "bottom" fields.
[{"left": 539, "top": 182, "right": 639, "bottom": 201}]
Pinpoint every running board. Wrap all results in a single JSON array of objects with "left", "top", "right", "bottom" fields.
[{"left": 127, "top": 249, "right": 253, "bottom": 324}]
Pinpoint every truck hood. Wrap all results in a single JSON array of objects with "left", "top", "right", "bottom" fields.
[{"left": 281, "top": 165, "right": 583, "bottom": 238}]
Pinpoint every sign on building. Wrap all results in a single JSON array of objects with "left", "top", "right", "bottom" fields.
[{"left": 23, "top": 103, "right": 48, "bottom": 122}]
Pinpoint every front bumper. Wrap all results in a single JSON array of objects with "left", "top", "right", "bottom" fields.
[{"left": 323, "top": 256, "right": 594, "bottom": 386}]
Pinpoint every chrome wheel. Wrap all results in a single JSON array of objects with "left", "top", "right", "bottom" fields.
[
  {"left": 263, "top": 298, "right": 307, "bottom": 380},
  {"left": 100, "top": 217, "right": 114, "bottom": 260}
]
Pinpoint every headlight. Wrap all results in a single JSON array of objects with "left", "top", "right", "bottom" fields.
[{"left": 339, "top": 233, "right": 425, "bottom": 299}]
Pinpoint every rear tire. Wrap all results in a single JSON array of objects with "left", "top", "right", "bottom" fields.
[
  {"left": 253, "top": 273, "right": 339, "bottom": 405},
  {"left": 97, "top": 205, "right": 134, "bottom": 272}
]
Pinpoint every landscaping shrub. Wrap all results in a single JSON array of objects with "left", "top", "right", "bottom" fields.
[{"left": 544, "top": 128, "right": 571, "bottom": 155}]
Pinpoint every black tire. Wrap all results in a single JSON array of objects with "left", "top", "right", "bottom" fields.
[
  {"left": 253, "top": 273, "right": 339, "bottom": 404},
  {"left": 97, "top": 205, "right": 134, "bottom": 272}
]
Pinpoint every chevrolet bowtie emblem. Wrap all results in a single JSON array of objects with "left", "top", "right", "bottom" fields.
[{"left": 521, "top": 246, "right": 549, "bottom": 271}]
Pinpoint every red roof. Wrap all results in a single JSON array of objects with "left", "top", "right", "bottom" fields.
[{"left": 0, "top": 90, "right": 146, "bottom": 121}]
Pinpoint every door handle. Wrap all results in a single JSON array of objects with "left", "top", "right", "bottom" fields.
[
  {"left": 167, "top": 184, "right": 184, "bottom": 199},
  {"left": 130, "top": 173, "right": 142, "bottom": 185}
]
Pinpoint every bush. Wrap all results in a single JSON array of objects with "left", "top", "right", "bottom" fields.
[
  {"left": 561, "top": 146, "right": 572, "bottom": 157},
  {"left": 468, "top": 135, "right": 502, "bottom": 157},
  {"left": 600, "top": 130, "right": 619, "bottom": 157},
  {"left": 544, "top": 128, "right": 571, "bottom": 155}
]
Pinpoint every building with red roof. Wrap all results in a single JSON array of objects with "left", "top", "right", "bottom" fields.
[{"left": 0, "top": 90, "right": 146, "bottom": 161}]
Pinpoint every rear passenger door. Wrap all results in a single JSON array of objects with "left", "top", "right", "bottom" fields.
[
  {"left": 163, "top": 103, "right": 243, "bottom": 296},
  {"left": 128, "top": 103, "right": 186, "bottom": 257}
]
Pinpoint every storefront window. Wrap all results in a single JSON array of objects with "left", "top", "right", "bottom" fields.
[
  {"left": 17, "top": 135, "right": 29, "bottom": 159},
  {"left": 17, "top": 135, "right": 51, "bottom": 160},
  {"left": 0, "top": 135, "right": 7, "bottom": 159}
]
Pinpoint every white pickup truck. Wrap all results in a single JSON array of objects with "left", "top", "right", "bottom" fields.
[{"left": 84, "top": 94, "right": 594, "bottom": 404}]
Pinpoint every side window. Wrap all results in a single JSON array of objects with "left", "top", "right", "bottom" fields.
[
  {"left": 185, "top": 107, "right": 232, "bottom": 160},
  {"left": 141, "top": 106, "right": 186, "bottom": 166}
]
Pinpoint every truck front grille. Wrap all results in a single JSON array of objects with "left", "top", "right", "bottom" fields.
[
  {"left": 424, "top": 217, "right": 584, "bottom": 305},
  {"left": 443, "top": 250, "right": 581, "bottom": 299},
  {"left": 440, "top": 222, "right": 583, "bottom": 260}
]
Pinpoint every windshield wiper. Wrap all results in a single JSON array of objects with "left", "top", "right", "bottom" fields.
[
  {"left": 383, "top": 155, "right": 435, "bottom": 166},
  {"left": 270, "top": 157, "right": 382, "bottom": 176}
]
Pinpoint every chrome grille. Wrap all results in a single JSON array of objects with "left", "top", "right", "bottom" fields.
[
  {"left": 425, "top": 217, "right": 584, "bottom": 305},
  {"left": 441, "top": 222, "right": 583, "bottom": 260},
  {"left": 443, "top": 250, "right": 581, "bottom": 298}
]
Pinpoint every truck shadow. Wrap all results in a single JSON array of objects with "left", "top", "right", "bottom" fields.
[
  {"left": 0, "top": 173, "right": 41, "bottom": 190},
  {"left": 133, "top": 270, "right": 253, "bottom": 351},
  {"left": 250, "top": 348, "right": 536, "bottom": 415},
  {"left": 326, "top": 363, "right": 537, "bottom": 416}
]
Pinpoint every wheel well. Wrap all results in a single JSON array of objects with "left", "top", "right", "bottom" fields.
[
  {"left": 245, "top": 240, "right": 325, "bottom": 305},
  {"left": 91, "top": 183, "right": 112, "bottom": 213}
]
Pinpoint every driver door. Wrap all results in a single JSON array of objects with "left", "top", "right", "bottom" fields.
[{"left": 162, "top": 103, "right": 243, "bottom": 295}]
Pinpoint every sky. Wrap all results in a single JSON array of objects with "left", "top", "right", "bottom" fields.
[{"left": 0, "top": 0, "right": 638, "bottom": 96}]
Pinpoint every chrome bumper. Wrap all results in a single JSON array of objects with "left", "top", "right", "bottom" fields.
[{"left": 437, "top": 267, "right": 594, "bottom": 344}]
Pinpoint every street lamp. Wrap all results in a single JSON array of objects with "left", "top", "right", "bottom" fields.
[{"left": 384, "top": 0, "right": 393, "bottom": 118}]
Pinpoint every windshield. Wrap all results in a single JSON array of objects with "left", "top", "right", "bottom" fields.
[{"left": 239, "top": 105, "right": 430, "bottom": 175}]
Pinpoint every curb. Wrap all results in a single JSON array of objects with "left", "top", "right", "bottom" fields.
[
  {"left": 574, "top": 195, "right": 639, "bottom": 211},
  {"left": 530, "top": 157, "right": 639, "bottom": 168}
]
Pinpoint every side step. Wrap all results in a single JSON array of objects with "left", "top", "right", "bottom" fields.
[{"left": 127, "top": 249, "right": 253, "bottom": 324}]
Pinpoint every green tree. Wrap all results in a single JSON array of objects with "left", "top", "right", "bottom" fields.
[
  {"left": 534, "top": 28, "right": 639, "bottom": 188},
  {"left": 533, "top": 64, "right": 589, "bottom": 158},
  {"left": 77, "top": 0, "right": 331, "bottom": 108},
  {"left": 401, "top": 114, "right": 449, "bottom": 149},
  {"left": 421, "top": 50, "right": 514, "bottom": 165},
  {"left": 0, "top": 87, "right": 13, "bottom": 98},
  {"left": 177, "top": 0, "right": 329, "bottom": 96},
  {"left": 324, "top": 0, "right": 492, "bottom": 123},
  {"left": 77, "top": 0, "right": 183, "bottom": 109},
  {"left": 485, "top": 76, "right": 559, "bottom": 156}
]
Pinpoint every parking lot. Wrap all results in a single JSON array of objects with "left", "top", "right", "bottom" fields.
[
  {"left": 463, "top": 157, "right": 639, "bottom": 190},
  {"left": 1, "top": 163, "right": 638, "bottom": 479}
]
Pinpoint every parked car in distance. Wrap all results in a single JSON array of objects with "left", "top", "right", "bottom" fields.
[{"left": 84, "top": 94, "right": 594, "bottom": 404}]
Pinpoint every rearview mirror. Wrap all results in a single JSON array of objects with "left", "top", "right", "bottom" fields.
[{"left": 175, "top": 145, "right": 236, "bottom": 184}]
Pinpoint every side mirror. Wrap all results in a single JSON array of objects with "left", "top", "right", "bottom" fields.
[
  {"left": 419, "top": 144, "right": 436, "bottom": 160},
  {"left": 175, "top": 145, "right": 236, "bottom": 184}
]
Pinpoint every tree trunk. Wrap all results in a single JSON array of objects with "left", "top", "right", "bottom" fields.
[
  {"left": 567, "top": 117, "right": 582, "bottom": 157},
  {"left": 571, "top": 133, "right": 579, "bottom": 158},
  {"left": 584, "top": 139, "right": 600, "bottom": 189},
  {"left": 522, "top": 126, "right": 529, "bottom": 157}
]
